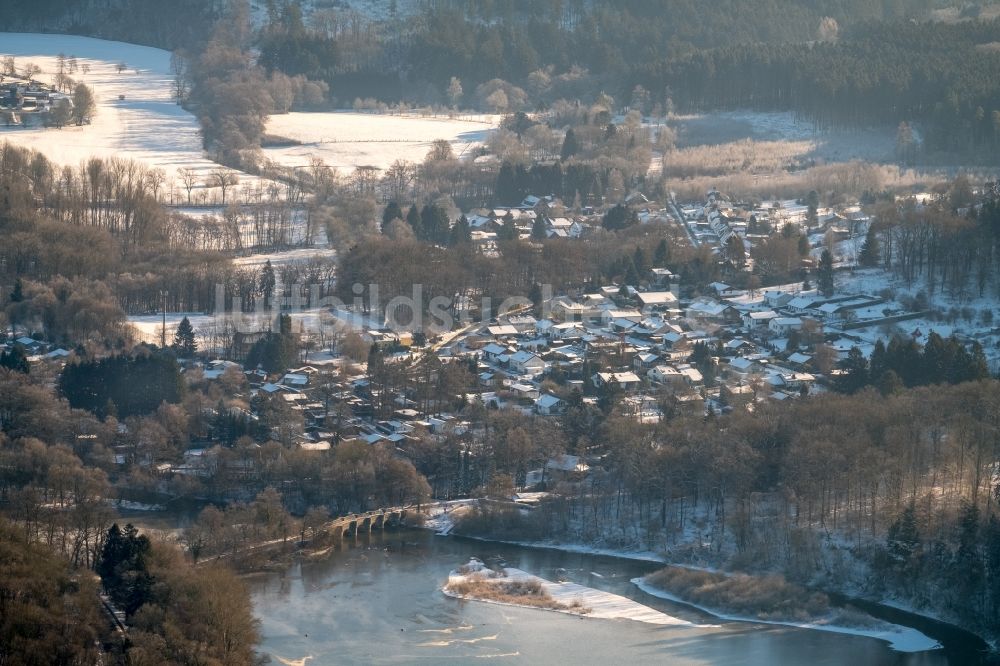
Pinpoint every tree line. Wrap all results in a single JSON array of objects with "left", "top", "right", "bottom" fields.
[
  {"left": 872, "top": 181, "right": 1000, "bottom": 298},
  {"left": 837, "top": 333, "right": 991, "bottom": 395}
]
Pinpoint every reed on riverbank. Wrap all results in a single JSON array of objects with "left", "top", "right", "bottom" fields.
[{"left": 643, "top": 567, "right": 880, "bottom": 628}]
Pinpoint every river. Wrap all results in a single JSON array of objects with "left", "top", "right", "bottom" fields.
[{"left": 247, "top": 529, "right": 958, "bottom": 666}]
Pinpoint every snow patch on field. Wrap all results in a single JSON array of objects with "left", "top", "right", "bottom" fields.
[
  {"left": 445, "top": 559, "right": 705, "bottom": 627},
  {"left": 108, "top": 499, "right": 166, "bottom": 512},
  {"left": 0, "top": 33, "right": 258, "bottom": 186},
  {"left": 632, "top": 577, "right": 940, "bottom": 653},
  {"left": 263, "top": 111, "right": 498, "bottom": 172}
]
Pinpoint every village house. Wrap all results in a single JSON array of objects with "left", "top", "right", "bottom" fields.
[
  {"left": 535, "top": 393, "right": 564, "bottom": 415},
  {"left": 743, "top": 310, "right": 779, "bottom": 329},
  {"left": 769, "top": 317, "right": 804, "bottom": 336},
  {"left": 592, "top": 371, "right": 642, "bottom": 390},
  {"left": 509, "top": 350, "right": 546, "bottom": 375},
  {"left": 635, "top": 291, "right": 679, "bottom": 311}
]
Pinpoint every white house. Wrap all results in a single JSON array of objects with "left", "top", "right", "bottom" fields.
[
  {"left": 636, "top": 291, "right": 679, "bottom": 310},
  {"left": 592, "top": 371, "right": 642, "bottom": 390},
  {"left": 482, "top": 343, "right": 509, "bottom": 362},
  {"left": 743, "top": 310, "right": 779, "bottom": 329},
  {"left": 727, "top": 356, "right": 758, "bottom": 376},
  {"left": 769, "top": 317, "right": 804, "bottom": 336},
  {"left": 686, "top": 298, "right": 735, "bottom": 321},
  {"left": 676, "top": 365, "right": 704, "bottom": 385},
  {"left": 648, "top": 364, "right": 682, "bottom": 384},
  {"left": 509, "top": 350, "right": 545, "bottom": 375}
]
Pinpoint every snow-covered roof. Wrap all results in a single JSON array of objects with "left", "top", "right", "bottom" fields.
[
  {"left": 300, "top": 441, "right": 331, "bottom": 452},
  {"left": 487, "top": 325, "right": 519, "bottom": 336},
  {"left": 510, "top": 350, "right": 543, "bottom": 365},
  {"left": 636, "top": 291, "right": 678, "bottom": 306},
  {"left": 536, "top": 394, "right": 562, "bottom": 408}
]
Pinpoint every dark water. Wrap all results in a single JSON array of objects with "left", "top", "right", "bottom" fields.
[{"left": 248, "top": 529, "right": 955, "bottom": 666}]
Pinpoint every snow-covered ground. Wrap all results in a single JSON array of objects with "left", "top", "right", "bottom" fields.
[
  {"left": 0, "top": 35, "right": 495, "bottom": 194},
  {"left": 632, "top": 577, "right": 940, "bottom": 653},
  {"left": 444, "top": 558, "right": 707, "bottom": 627},
  {"left": 835, "top": 267, "right": 1000, "bottom": 373},
  {"left": 263, "top": 111, "right": 498, "bottom": 172},
  {"left": 231, "top": 247, "right": 337, "bottom": 270},
  {"left": 128, "top": 306, "right": 342, "bottom": 349},
  {"left": 107, "top": 499, "right": 166, "bottom": 512},
  {"left": 128, "top": 312, "right": 220, "bottom": 347},
  {"left": 0, "top": 33, "right": 258, "bottom": 189},
  {"left": 127, "top": 248, "right": 343, "bottom": 346}
]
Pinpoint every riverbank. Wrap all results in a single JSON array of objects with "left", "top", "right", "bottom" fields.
[
  {"left": 438, "top": 524, "right": 992, "bottom": 659},
  {"left": 251, "top": 528, "right": 946, "bottom": 665},
  {"left": 443, "top": 558, "right": 705, "bottom": 627},
  {"left": 632, "top": 570, "right": 939, "bottom": 653}
]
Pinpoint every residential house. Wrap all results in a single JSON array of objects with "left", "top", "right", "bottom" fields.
[
  {"left": 769, "top": 317, "right": 804, "bottom": 336},
  {"left": 743, "top": 310, "right": 779, "bottom": 329},
  {"left": 686, "top": 298, "right": 738, "bottom": 323},
  {"left": 509, "top": 350, "right": 545, "bottom": 375},
  {"left": 633, "top": 352, "right": 661, "bottom": 371},
  {"left": 592, "top": 371, "right": 642, "bottom": 390},
  {"left": 535, "top": 393, "right": 564, "bottom": 415},
  {"left": 636, "top": 291, "right": 679, "bottom": 311}
]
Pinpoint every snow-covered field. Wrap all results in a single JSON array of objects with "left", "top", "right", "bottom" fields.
[
  {"left": 0, "top": 33, "right": 256, "bottom": 188},
  {"left": 128, "top": 307, "right": 341, "bottom": 349},
  {"left": 0, "top": 34, "right": 494, "bottom": 192},
  {"left": 632, "top": 577, "right": 940, "bottom": 653},
  {"left": 263, "top": 111, "right": 498, "bottom": 172},
  {"left": 444, "top": 558, "right": 706, "bottom": 627}
]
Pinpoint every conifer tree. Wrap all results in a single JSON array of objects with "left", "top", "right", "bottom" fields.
[
  {"left": 560, "top": 128, "right": 579, "bottom": 160},
  {"left": 406, "top": 204, "right": 424, "bottom": 239},
  {"left": 532, "top": 215, "right": 548, "bottom": 240},
  {"left": 654, "top": 238, "right": 670, "bottom": 267},
  {"left": 818, "top": 249, "right": 835, "bottom": 296},
  {"left": 173, "top": 316, "right": 197, "bottom": 356},
  {"left": 858, "top": 226, "right": 881, "bottom": 267},
  {"left": 449, "top": 214, "right": 471, "bottom": 246},
  {"left": 259, "top": 260, "right": 276, "bottom": 304},
  {"left": 382, "top": 201, "right": 404, "bottom": 229}
]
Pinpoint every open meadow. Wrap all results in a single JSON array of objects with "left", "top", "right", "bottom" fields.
[{"left": 263, "top": 110, "right": 498, "bottom": 172}]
